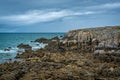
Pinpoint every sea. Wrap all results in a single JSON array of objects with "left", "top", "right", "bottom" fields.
[{"left": 0, "top": 33, "right": 65, "bottom": 63}]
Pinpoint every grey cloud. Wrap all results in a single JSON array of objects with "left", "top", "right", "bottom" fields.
[{"left": 0, "top": 9, "right": 96, "bottom": 25}]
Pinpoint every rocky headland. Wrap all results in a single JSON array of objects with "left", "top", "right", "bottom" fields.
[{"left": 0, "top": 26, "right": 120, "bottom": 80}]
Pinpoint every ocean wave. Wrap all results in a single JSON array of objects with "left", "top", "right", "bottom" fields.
[
  {"left": 0, "top": 47, "right": 18, "bottom": 58},
  {"left": 0, "top": 42, "right": 47, "bottom": 62},
  {"left": 0, "top": 42, "right": 47, "bottom": 54},
  {"left": 0, "top": 49, "right": 17, "bottom": 54}
]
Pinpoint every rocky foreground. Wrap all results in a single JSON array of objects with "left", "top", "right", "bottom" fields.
[{"left": 0, "top": 26, "right": 120, "bottom": 80}]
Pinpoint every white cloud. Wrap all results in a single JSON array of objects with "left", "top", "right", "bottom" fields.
[
  {"left": 2, "top": 2, "right": 119, "bottom": 25},
  {"left": 0, "top": 10, "right": 96, "bottom": 25},
  {"left": 88, "top": 2, "right": 120, "bottom": 10}
]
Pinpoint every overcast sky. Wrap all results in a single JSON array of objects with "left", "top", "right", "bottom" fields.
[{"left": 0, "top": 0, "right": 120, "bottom": 32}]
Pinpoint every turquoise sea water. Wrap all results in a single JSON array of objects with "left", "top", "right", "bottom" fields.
[{"left": 0, "top": 33, "right": 65, "bottom": 63}]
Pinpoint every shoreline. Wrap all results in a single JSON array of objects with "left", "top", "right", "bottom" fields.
[
  {"left": 0, "top": 33, "right": 65, "bottom": 64},
  {"left": 0, "top": 26, "right": 120, "bottom": 80}
]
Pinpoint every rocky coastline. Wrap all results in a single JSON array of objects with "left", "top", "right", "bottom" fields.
[{"left": 0, "top": 26, "right": 120, "bottom": 80}]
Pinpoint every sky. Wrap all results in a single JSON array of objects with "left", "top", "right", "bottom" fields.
[{"left": 0, "top": 0, "right": 120, "bottom": 32}]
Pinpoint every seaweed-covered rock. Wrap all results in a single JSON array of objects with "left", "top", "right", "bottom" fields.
[
  {"left": 94, "top": 51, "right": 120, "bottom": 63},
  {"left": 0, "top": 72, "right": 16, "bottom": 80},
  {"left": 16, "top": 49, "right": 48, "bottom": 59}
]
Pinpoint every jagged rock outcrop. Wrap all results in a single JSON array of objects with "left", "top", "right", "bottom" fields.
[{"left": 61, "top": 26, "right": 120, "bottom": 52}]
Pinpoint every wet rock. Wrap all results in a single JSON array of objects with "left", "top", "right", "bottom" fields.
[
  {"left": 30, "top": 41, "right": 34, "bottom": 42},
  {"left": 4, "top": 48, "right": 10, "bottom": 51},
  {"left": 17, "top": 43, "right": 32, "bottom": 51},
  {"left": 34, "top": 37, "right": 49, "bottom": 43}
]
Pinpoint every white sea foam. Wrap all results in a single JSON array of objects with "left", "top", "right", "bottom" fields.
[
  {"left": 0, "top": 42, "right": 48, "bottom": 63},
  {"left": 0, "top": 47, "right": 18, "bottom": 58},
  {"left": 32, "top": 46, "right": 41, "bottom": 50},
  {"left": 29, "top": 42, "right": 48, "bottom": 50},
  {"left": 0, "top": 49, "right": 17, "bottom": 54},
  {"left": 0, "top": 43, "right": 47, "bottom": 54}
]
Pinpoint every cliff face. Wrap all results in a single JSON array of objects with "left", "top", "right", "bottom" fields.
[{"left": 62, "top": 26, "right": 120, "bottom": 52}]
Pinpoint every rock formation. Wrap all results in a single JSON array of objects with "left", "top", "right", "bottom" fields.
[
  {"left": 17, "top": 43, "right": 32, "bottom": 51},
  {"left": 61, "top": 26, "right": 120, "bottom": 53},
  {"left": 34, "top": 38, "right": 50, "bottom": 43},
  {"left": 0, "top": 26, "right": 120, "bottom": 80}
]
